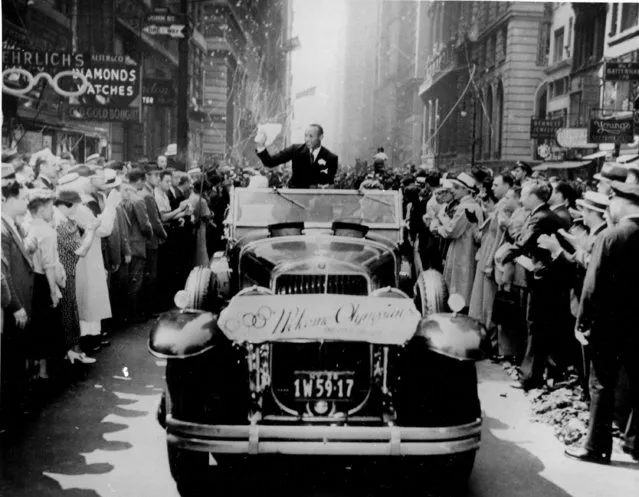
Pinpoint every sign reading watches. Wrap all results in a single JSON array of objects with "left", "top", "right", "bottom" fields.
[{"left": 3, "top": 48, "right": 140, "bottom": 122}]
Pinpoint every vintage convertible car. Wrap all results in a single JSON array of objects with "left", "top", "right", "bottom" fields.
[{"left": 149, "top": 188, "right": 486, "bottom": 496}]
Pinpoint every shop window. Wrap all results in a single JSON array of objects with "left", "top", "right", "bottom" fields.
[
  {"left": 610, "top": 4, "right": 618, "bottom": 36},
  {"left": 621, "top": 3, "right": 639, "bottom": 32},
  {"left": 550, "top": 77, "right": 568, "bottom": 99},
  {"left": 553, "top": 27, "right": 565, "bottom": 63},
  {"left": 486, "top": 35, "right": 496, "bottom": 68}
]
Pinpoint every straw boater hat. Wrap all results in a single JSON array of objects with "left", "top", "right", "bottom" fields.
[
  {"left": 26, "top": 188, "right": 55, "bottom": 208},
  {"left": 610, "top": 181, "right": 639, "bottom": 204},
  {"left": 103, "top": 168, "right": 122, "bottom": 189},
  {"left": 576, "top": 191, "right": 609, "bottom": 214}
]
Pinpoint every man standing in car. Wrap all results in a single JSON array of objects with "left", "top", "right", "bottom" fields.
[{"left": 255, "top": 124, "right": 338, "bottom": 189}]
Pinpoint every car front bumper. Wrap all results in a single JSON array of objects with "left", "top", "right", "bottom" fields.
[{"left": 166, "top": 416, "right": 482, "bottom": 456}]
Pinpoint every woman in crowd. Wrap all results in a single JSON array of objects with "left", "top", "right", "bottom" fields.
[
  {"left": 54, "top": 188, "right": 98, "bottom": 364},
  {"left": 26, "top": 189, "right": 62, "bottom": 380},
  {"left": 190, "top": 179, "right": 213, "bottom": 267}
]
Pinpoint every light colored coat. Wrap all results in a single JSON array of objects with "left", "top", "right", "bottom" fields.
[
  {"left": 436, "top": 195, "right": 484, "bottom": 304},
  {"left": 73, "top": 203, "right": 115, "bottom": 334}
]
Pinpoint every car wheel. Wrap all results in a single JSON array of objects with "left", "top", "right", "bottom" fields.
[
  {"left": 184, "top": 267, "right": 217, "bottom": 310},
  {"left": 414, "top": 269, "right": 448, "bottom": 316},
  {"left": 167, "top": 445, "right": 241, "bottom": 497}
]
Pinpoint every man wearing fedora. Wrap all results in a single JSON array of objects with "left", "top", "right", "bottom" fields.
[
  {"left": 594, "top": 163, "right": 628, "bottom": 196},
  {"left": 564, "top": 182, "right": 639, "bottom": 464}
]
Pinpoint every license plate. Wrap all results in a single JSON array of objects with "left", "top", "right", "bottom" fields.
[{"left": 293, "top": 371, "right": 355, "bottom": 400}]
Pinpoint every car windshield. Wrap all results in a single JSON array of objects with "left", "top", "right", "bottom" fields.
[{"left": 232, "top": 188, "right": 400, "bottom": 227}]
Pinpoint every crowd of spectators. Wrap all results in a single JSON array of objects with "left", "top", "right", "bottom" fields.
[
  {"left": 401, "top": 159, "right": 638, "bottom": 463},
  {"left": 0, "top": 148, "right": 231, "bottom": 433},
  {"left": 1, "top": 145, "right": 638, "bottom": 463}
]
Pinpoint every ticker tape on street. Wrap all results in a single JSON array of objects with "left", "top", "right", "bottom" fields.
[{"left": 2, "top": 68, "right": 90, "bottom": 98}]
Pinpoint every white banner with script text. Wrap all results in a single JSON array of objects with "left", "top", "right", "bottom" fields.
[{"left": 217, "top": 294, "right": 421, "bottom": 345}]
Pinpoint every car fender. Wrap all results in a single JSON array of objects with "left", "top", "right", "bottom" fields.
[
  {"left": 148, "top": 309, "right": 220, "bottom": 359},
  {"left": 414, "top": 313, "right": 488, "bottom": 361}
]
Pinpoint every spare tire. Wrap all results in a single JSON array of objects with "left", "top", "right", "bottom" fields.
[
  {"left": 183, "top": 267, "right": 218, "bottom": 310},
  {"left": 414, "top": 269, "right": 448, "bottom": 316}
]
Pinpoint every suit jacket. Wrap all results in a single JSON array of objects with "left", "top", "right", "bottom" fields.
[
  {"left": 1, "top": 217, "right": 35, "bottom": 317},
  {"left": 123, "top": 192, "right": 153, "bottom": 258},
  {"left": 510, "top": 204, "right": 570, "bottom": 277},
  {"left": 257, "top": 144, "right": 338, "bottom": 188},
  {"left": 551, "top": 204, "right": 572, "bottom": 231},
  {"left": 140, "top": 184, "right": 167, "bottom": 250},
  {"left": 104, "top": 204, "right": 131, "bottom": 269},
  {"left": 577, "top": 217, "right": 639, "bottom": 347}
]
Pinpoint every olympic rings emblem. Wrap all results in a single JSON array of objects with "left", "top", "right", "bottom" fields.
[
  {"left": 2, "top": 68, "right": 90, "bottom": 98},
  {"left": 241, "top": 306, "right": 273, "bottom": 329}
]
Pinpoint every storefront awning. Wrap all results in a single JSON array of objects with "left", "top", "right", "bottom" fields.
[
  {"left": 582, "top": 151, "right": 607, "bottom": 160},
  {"left": 116, "top": 19, "right": 179, "bottom": 67},
  {"left": 534, "top": 161, "right": 591, "bottom": 171}
]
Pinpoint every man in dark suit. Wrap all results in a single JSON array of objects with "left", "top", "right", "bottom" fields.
[
  {"left": 121, "top": 182, "right": 153, "bottom": 323},
  {"left": 1, "top": 180, "right": 35, "bottom": 426},
  {"left": 255, "top": 123, "right": 338, "bottom": 189},
  {"left": 565, "top": 182, "right": 639, "bottom": 464},
  {"left": 130, "top": 166, "right": 167, "bottom": 317},
  {"left": 549, "top": 180, "right": 575, "bottom": 230},
  {"left": 506, "top": 180, "right": 573, "bottom": 391}
]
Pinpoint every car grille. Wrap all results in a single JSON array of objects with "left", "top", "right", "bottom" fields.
[
  {"left": 269, "top": 273, "right": 371, "bottom": 416},
  {"left": 274, "top": 273, "right": 368, "bottom": 295}
]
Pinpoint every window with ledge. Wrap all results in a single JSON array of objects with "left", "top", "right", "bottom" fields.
[
  {"left": 553, "top": 27, "right": 565, "bottom": 64},
  {"left": 550, "top": 77, "right": 569, "bottom": 99},
  {"left": 621, "top": 3, "right": 639, "bottom": 32}
]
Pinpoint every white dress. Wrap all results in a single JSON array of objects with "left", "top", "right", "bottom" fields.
[{"left": 73, "top": 201, "right": 115, "bottom": 336}]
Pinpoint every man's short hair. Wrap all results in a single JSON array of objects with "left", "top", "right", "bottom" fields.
[
  {"left": 309, "top": 123, "right": 324, "bottom": 136},
  {"left": 160, "top": 170, "right": 172, "bottom": 181},
  {"left": 554, "top": 181, "right": 576, "bottom": 204},
  {"left": 524, "top": 179, "right": 552, "bottom": 203},
  {"left": 127, "top": 169, "right": 146, "bottom": 184},
  {"left": 2, "top": 180, "right": 22, "bottom": 200},
  {"left": 499, "top": 173, "right": 515, "bottom": 188},
  {"left": 34, "top": 157, "right": 48, "bottom": 177}
]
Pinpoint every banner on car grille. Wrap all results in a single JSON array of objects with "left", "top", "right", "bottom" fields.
[{"left": 218, "top": 294, "right": 421, "bottom": 345}]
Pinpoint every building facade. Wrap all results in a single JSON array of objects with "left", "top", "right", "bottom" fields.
[
  {"left": 201, "top": 0, "right": 291, "bottom": 167},
  {"left": 372, "top": 0, "right": 426, "bottom": 168},
  {"left": 419, "top": 1, "right": 551, "bottom": 172},
  {"left": 2, "top": 0, "right": 291, "bottom": 167}
]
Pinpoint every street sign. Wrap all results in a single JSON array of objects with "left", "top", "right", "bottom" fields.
[
  {"left": 604, "top": 61, "right": 639, "bottom": 81},
  {"left": 143, "top": 7, "right": 186, "bottom": 37},
  {"left": 142, "top": 24, "right": 185, "bottom": 38}
]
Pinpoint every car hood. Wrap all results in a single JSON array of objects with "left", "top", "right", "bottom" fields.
[{"left": 240, "top": 235, "right": 394, "bottom": 272}]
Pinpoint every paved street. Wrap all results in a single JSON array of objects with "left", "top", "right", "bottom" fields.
[{"left": 1, "top": 323, "right": 637, "bottom": 497}]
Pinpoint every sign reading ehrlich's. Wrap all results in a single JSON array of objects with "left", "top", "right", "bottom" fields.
[
  {"left": 530, "top": 117, "right": 564, "bottom": 139},
  {"left": 604, "top": 61, "right": 639, "bottom": 81},
  {"left": 3, "top": 48, "right": 141, "bottom": 122},
  {"left": 217, "top": 294, "right": 421, "bottom": 345},
  {"left": 588, "top": 117, "right": 635, "bottom": 143}
]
